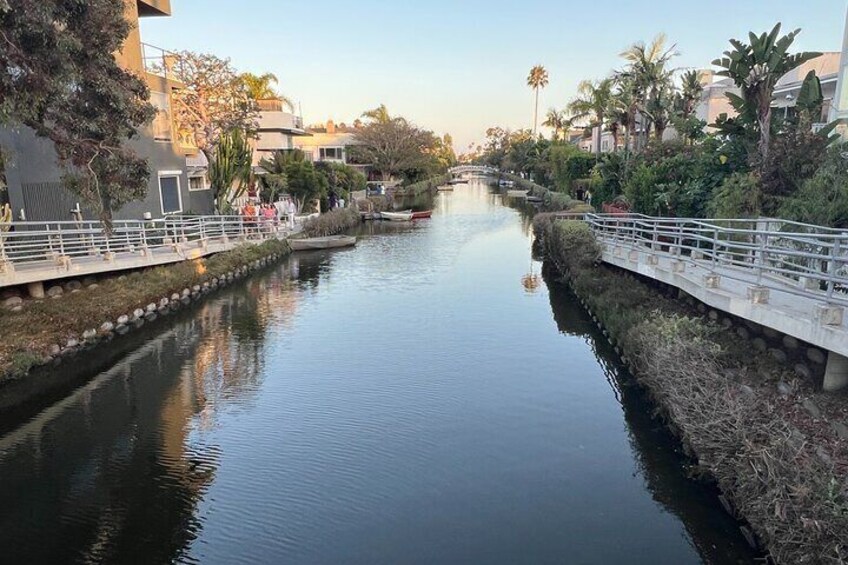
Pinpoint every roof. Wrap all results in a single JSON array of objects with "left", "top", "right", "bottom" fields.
[{"left": 776, "top": 52, "right": 841, "bottom": 89}]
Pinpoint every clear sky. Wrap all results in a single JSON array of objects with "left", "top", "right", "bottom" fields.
[{"left": 141, "top": 0, "right": 847, "bottom": 152}]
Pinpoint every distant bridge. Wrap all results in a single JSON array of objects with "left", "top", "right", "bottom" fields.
[
  {"left": 449, "top": 165, "right": 498, "bottom": 176},
  {"left": 555, "top": 212, "right": 848, "bottom": 392}
]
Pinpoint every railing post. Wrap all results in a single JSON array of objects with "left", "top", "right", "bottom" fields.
[
  {"left": 827, "top": 238, "right": 842, "bottom": 304},
  {"left": 712, "top": 228, "right": 719, "bottom": 268},
  {"left": 757, "top": 232, "right": 768, "bottom": 286}
]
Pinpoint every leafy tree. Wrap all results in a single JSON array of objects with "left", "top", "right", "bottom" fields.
[
  {"left": 361, "top": 104, "right": 392, "bottom": 124},
  {"left": 568, "top": 78, "right": 613, "bottom": 154},
  {"left": 258, "top": 150, "right": 326, "bottom": 213},
  {"left": 549, "top": 145, "right": 596, "bottom": 194},
  {"left": 712, "top": 24, "right": 821, "bottom": 167},
  {"left": 0, "top": 0, "right": 156, "bottom": 230},
  {"left": 543, "top": 109, "right": 570, "bottom": 141},
  {"left": 314, "top": 161, "right": 367, "bottom": 201},
  {"left": 209, "top": 129, "right": 252, "bottom": 213},
  {"left": 170, "top": 51, "right": 259, "bottom": 156},
  {"left": 241, "top": 72, "right": 294, "bottom": 110},
  {"left": 781, "top": 144, "right": 848, "bottom": 228},
  {"left": 619, "top": 34, "right": 678, "bottom": 146},
  {"left": 527, "top": 65, "right": 549, "bottom": 135},
  {"left": 350, "top": 118, "right": 438, "bottom": 181}
]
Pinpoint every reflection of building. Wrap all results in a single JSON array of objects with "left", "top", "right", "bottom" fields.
[{"left": 0, "top": 0, "right": 213, "bottom": 222}]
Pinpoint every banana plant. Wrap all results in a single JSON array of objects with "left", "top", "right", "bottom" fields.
[{"left": 209, "top": 128, "right": 253, "bottom": 214}]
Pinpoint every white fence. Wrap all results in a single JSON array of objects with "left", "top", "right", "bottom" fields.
[{"left": 575, "top": 213, "right": 848, "bottom": 306}]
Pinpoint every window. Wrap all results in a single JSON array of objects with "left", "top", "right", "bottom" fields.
[
  {"left": 188, "top": 175, "right": 208, "bottom": 191},
  {"left": 319, "top": 147, "right": 344, "bottom": 161},
  {"left": 150, "top": 91, "right": 173, "bottom": 142},
  {"left": 158, "top": 172, "right": 183, "bottom": 214}
]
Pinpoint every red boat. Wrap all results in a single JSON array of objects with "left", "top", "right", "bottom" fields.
[{"left": 411, "top": 210, "right": 433, "bottom": 220}]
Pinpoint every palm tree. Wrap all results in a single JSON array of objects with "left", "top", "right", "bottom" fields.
[
  {"left": 527, "top": 65, "right": 549, "bottom": 136},
  {"left": 620, "top": 34, "right": 678, "bottom": 147},
  {"left": 542, "top": 108, "right": 568, "bottom": 141},
  {"left": 713, "top": 24, "right": 821, "bottom": 165},
  {"left": 361, "top": 104, "right": 392, "bottom": 124},
  {"left": 568, "top": 78, "right": 613, "bottom": 154},
  {"left": 241, "top": 72, "right": 294, "bottom": 111}
]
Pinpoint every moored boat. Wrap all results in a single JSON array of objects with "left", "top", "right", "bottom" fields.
[
  {"left": 289, "top": 235, "right": 357, "bottom": 251},
  {"left": 411, "top": 210, "right": 433, "bottom": 219},
  {"left": 506, "top": 190, "right": 529, "bottom": 198},
  {"left": 380, "top": 211, "right": 414, "bottom": 222},
  {"left": 437, "top": 185, "right": 454, "bottom": 192}
]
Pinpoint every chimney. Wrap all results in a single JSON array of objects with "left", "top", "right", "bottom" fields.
[{"left": 326, "top": 120, "right": 336, "bottom": 134}]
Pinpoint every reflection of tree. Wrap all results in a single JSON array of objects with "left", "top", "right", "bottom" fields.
[
  {"left": 0, "top": 264, "right": 307, "bottom": 563},
  {"left": 544, "top": 274, "right": 759, "bottom": 564}
]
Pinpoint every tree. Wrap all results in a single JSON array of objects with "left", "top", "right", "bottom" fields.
[
  {"left": 350, "top": 118, "right": 438, "bottom": 181},
  {"left": 527, "top": 65, "right": 549, "bottom": 136},
  {"left": 361, "top": 104, "right": 392, "bottom": 124},
  {"left": 169, "top": 51, "right": 259, "bottom": 156},
  {"left": 672, "top": 70, "right": 706, "bottom": 145},
  {"left": 712, "top": 24, "right": 820, "bottom": 167},
  {"left": 0, "top": 0, "right": 156, "bottom": 230},
  {"left": 209, "top": 129, "right": 252, "bottom": 213},
  {"left": 241, "top": 72, "right": 294, "bottom": 110},
  {"left": 568, "top": 78, "right": 613, "bottom": 154},
  {"left": 620, "top": 34, "right": 678, "bottom": 146},
  {"left": 543, "top": 109, "right": 569, "bottom": 141},
  {"left": 258, "top": 150, "right": 326, "bottom": 213}
]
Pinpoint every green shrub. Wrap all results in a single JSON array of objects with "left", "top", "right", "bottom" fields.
[
  {"left": 549, "top": 220, "right": 601, "bottom": 271},
  {"left": 708, "top": 172, "right": 759, "bottom": 218},
  {"left": 301, "top": 207, "right": 361, "bottom": 237},
  {"left": 550, "top": 144, "right": 596, "bottom": 194},
  {"left": 780, "top": 144, "right": 848, "bottom": 228}
]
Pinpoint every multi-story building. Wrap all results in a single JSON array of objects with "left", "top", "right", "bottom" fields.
[
  {"left": 294, "top": 121, "right": 372, "bottom": 179},
  {"left": 252, "top": 99, "right": 309, "bottom": 168},
  {"left": 831, "top": 8, "right": 848, "bottom": 131},
  {"left": 0, "top": 0, "right": 211, "bottom": 222}
]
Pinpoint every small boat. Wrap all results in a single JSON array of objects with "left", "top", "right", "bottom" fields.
[
  {"left": 289, "top": 235, "right": 357, "bottom": 251},
  {"left": 411, "top": 210, "right": 433, "bottom": 220},
  {"left": 381, "top": 211, "right": 414, "bottom": 222},
  {"left": 448, "top": 178, "right": 468, "bottom": 185},
  {"left": 437, "top": 185, "right": 454, "bottom": 192},
  {"left": 506, "top": 190, "right": 529, "bottom": 198},
  {"left": 526, "top": 196, "right": 543, "bottom": 203}
]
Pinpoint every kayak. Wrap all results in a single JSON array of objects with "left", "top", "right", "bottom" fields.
[
  {"left": 381, "top": 211, "right": 414, "bottom": 222},
  {"left": 411, "top": 210, "right": 433, "bottom": 219},
  {"left": 289, "top": 235, "right": 357, "bottom": 251}
]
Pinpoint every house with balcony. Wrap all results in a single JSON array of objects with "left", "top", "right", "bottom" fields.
[
  {"left": 294, "top": 121, "right": 373, "bottom": 179},
  {"left": 252, "top": 99, "right": 310, "bottom": 169},
  {"left": 0, "top": 0, "right": 211, "bottom": 222}
]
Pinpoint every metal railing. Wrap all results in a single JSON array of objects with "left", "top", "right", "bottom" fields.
[
  {"left": 580, "top": 213, "right": 848, "bottom": 306},
  {"left": 0, "top": 215, "right": 291, "bottom": 273}
]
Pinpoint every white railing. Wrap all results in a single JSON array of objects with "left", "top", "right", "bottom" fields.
[
  {"left": 0, "top": 215, "right": 290, "bottom": 273},
  {"left": 579, "top": 213, "right": 848, "bottom": 306}
]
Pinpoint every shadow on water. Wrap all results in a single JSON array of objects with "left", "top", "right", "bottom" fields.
[{"left": 544, "top": 271, "right": 760, "bottom": 564}]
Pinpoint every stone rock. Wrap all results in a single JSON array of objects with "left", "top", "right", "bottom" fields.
[
  {"left": 70, "top": 289, "right": 81, "bottom": 294},
  {"left": 10, "top": 305, "right": 22, "bottom": 313},
  {"left": 47, "top": 344, "right": 61, "bottom": 357},
  {"left": 806, "top": 348, "right": 826, "bottom": 365},
  {"left": 145, "top": 303, "right": 156, "bottom": 313},
  {"left": 88, "top": 284, "right": 99, "bottom": 290},
  {"left": 777, "top": 381, "right": 793, "bottom": 397},
  {"left": 721, "top": 318, "right": 733, "bottom": 330},
  {"left": 802, "top": 398, "right": 823, "bottom": 420},
  {"left": 117, "top": 275, "right": 127, "bottom": 281},
  {"left": 736, "top": 327, "right": 750, "bottom": 340},
  {"left": 82, "top": 276, "right": 97, "bottom": 287},
  {"left": 171, "top": 293, "right": 180, "bottom": 302},
  {"left": 202, "top": 282, "right": 210, "bottom": 289},
  {"left": 182, "top": 288, "right": 191, "bottom": 297},
  {"left": 832, "top": 422, "right": 848, "bottom": 441},
  {"left": 82, "top": 329, "right": 97, "bottom": 341},
  {"left": 180, "top": 297, "right": 191, "bottom": 305},
  {"left": 782, "top": 335, "right": 799, "bottom": 350},
  {"left": 763, "top": 327, "right": 779, "bottom": 339},
  {"left": 192, "top": 285, "right": 201, "bottom": 293},
  {"left": 768, "top": 348, "right": 788, "bottom": 364},
  {"left": 159, "top": 297, "right": 169, "bottom": 308},
  {"left": 46, "top": 286, "right": 63, "bottom": 298},
  {"left": 157, "top": 306, "right": 170, "bottom": 316},
  {"left": 708, "top": 310, "right": 719, "bottom": 321},
  {"left": 117, "top": 315, "right": 130, "bottom": 326},
  {"left": 752, "top": 338, "right": 767, "bottom": 352},
  {"left": 115, "top": 324, "right": 129, "bottom": 336},
  {"left": 144, "top": 312, "right": 157, "bottom": 322},
  {"left": 65, "top": 280, "right": 82, "bottom": 291},
  {"left": 132, "top": 308, "right": 145, "bottom": 320},
  {"left": 4, "top": 296, "right": 23, "bottom": 309},
  {"left": 66, "top": 338, "right": 79, "bottom": 349},
  {"left": 794, "top": 364, "right": 812, "bottom": 381},
  {"left": 100, "top": 321, "right": 114, "bottom": 333}
]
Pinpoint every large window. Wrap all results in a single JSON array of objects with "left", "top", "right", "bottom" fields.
[
  {"left": 319, "top": 147, "right": 344, "bottom": 161},
  {"left": 158, "top": 172, "right": 183, "bottom": 214}
]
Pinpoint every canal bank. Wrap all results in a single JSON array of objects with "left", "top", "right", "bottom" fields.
[
  {"left": 534, "top": 216, "right": 848, "bottom": 564},
  {"left": 0, "top": 182, "right": 757, "bottom": 564}
]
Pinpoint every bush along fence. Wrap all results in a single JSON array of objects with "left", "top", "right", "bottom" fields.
[
  {"left": 500, "top": 172, "right": 594, "bottom": 214},
  {"left": 0, "top": 239, "right": 291, "bottom": 384},
  {"left": 533, "top": 214, "right": 848, "bottom": 565},
  {"left": 300, "top": 207, "right": 362, "bottom": 238}
]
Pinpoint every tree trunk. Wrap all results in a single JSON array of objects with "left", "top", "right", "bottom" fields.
[
  {"left": 533, "top": 88, "right": 539, "bottom": 136},
  {"left": 594, "top": 113, "right": 604, "bottom": 155}
]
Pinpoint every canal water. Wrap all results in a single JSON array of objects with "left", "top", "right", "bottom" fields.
[{"left": 0, "top": 182, "right": 756, "bottom": 564}]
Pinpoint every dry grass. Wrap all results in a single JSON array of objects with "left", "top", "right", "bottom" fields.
[
  {"left": 536, "top": 217, "right": 848, "bottom": 564},
  {"left": 0, "top": 239, "right": 289, "bottom": 380}
]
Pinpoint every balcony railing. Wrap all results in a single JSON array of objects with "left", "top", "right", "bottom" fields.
[{"left": 141, "top": 42, "right": 182, "bottom": 82}]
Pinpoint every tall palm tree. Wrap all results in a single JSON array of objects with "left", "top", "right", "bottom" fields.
[
  {"left": 542, "top": 108, "right": 568, "bottom": 141},
  {"left": 527, "top": 65, "right": 549, "bottom": 136},
  {"left": 241, "top": 72, "right": 294, "bottom": 111},
  {"left": 620, "top": 34, "right": 678, "bottom": 147},
  {"left": 568, "top": 78, "right": 613, "bottom": 154},
  {"left": 361, "top": 104, "right": 392, "bottom": 124}
]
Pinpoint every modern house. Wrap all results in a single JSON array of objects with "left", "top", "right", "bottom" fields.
[
  {"left": 0, "top": 0, "right": 211, "bottom": 222},
  {"left": 252, "top": 99, "right": 310, "bottom": 169},
  {"left": 294, "top": 121, "right": 373, "bottom": 178}
]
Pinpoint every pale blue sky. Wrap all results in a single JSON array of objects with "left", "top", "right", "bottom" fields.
[{"left": 141, "top": 0, "right": 847, "bottom": 151}]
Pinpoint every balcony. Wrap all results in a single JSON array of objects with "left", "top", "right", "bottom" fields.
[
  {"left": 257, "top": 106, "right": 306, "bottom": 135},
  {"left": 141, "top": 43, "right": 182, "bottom": 83},
  {"left": 137, "top": 0, "right": 171, "bottom": 17}
]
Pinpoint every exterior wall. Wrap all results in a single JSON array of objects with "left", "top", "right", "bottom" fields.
[
  {"left": 831, "top": 8, "right": 848, "bottom": 129},
  {"left": 294, "top": 131, "right": 359, "bottom": 163}
]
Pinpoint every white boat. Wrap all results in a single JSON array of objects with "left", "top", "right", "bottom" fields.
[
  {"left": 381, "top": 211, "right": 414, "bottom": 222},
  {"left": 507, "top": 190, "right": 529, "bottom": 198},
  {"left": 437, "top": 185, "right": 455, "bottom": 192},
  {"left": 289, "top": 235, "right": 357, "bottom": 251}
]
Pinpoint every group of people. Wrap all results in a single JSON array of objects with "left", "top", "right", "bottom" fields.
[{"left": 241, "top": 198, "right": 296, "bottom": 232}]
